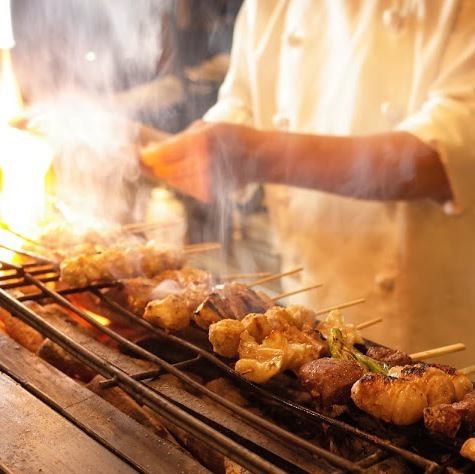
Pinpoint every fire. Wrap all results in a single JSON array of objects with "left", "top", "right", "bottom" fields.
[
  {"left": 0, "top": 1, "right": 54, "bottom": 260},
  {"left": 83, "top": 309, "right": 111, "bottom": 327}
]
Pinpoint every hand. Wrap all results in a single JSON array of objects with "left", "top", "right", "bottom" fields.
[{"left": 140, "top": 121, "right": 248, "bottom": 202}]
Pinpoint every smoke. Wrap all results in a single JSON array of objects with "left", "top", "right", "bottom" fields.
[{"left": 11, "top": 0, "right": 174, "bottom": 225}]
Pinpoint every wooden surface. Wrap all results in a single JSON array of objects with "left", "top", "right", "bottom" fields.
[
  {"left": 0, "top": 334, "right": 208, "bottom": 474},
  {"left": 0, "top": 372, "right": 136, "bottom": 474}
]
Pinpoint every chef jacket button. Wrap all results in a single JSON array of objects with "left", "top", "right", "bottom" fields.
[
  {"left": 287, "top": 31, "right": 304, "bottom": 47},
  {"left": 382, "top": 7, "right": 405, "bottom": 33},
  {"left": 374, "top": 272, "right": 396, "bottom": 293},
  {"left": 272, "top": 113, "right": 290, "bottom": 130},
  {"left": 380, "top": 101, "right": 402, "bottom": 126}
]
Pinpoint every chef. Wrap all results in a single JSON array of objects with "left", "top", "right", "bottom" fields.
[{"left": 141, "top": 0, "right": 475, "bottom": 365}]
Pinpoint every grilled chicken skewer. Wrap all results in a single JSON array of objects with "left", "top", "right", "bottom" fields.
[
  {"left": 60, "top": 242, "right": 185, "bottom": 286},
  {"left": 351, "top": 363, "right": 473, "bottom": 425}
]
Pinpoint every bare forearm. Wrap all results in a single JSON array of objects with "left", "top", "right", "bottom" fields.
[{"left": 235, "top": 127, "right": 452, "bottom": 201}]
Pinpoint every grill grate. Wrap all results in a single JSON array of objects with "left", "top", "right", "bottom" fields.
[{"left": 0, "top": 247, "right": 471, "bottom": 473}]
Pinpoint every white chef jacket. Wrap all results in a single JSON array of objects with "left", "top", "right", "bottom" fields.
[{"left": 204, "top": 0, "right": 475, "bottom": 366}]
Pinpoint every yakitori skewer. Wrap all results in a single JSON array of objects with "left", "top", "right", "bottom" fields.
[
  {"left": 272, "top": 283, "right": 323, "bottom": 302},
  {"left": 313, "top": 298, "right": 366, "bottom": 317},
  {"left": 220, "top": 271, "right": 272, "bottom": 281},
  {"left": 459, "top": 365, "right": 475, "bottom": 376},
  {"left": 249, "top": 266, "right": 303, "bottom": 287},
  {"left": 184, "top": 242, "right": 222, "bottom": 254},
  {"left": 410, "top": 343, "right": 466, "bottom": 361},
  {"left": 355, "top": 317, "right": 383, "bottom": 330}
]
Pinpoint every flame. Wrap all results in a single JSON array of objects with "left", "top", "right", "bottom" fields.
[
  {"left": 83, "top": 309, "right": 111, "bottom": 327},
  {"left": 0, "top": 5, "right": 54, "bottom": 262}
]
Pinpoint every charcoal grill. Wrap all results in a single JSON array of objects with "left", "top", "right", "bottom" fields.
[{"left": 0, "top": 244, "right": 472, "bottom": 474}]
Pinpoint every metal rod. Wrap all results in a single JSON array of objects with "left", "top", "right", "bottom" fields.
[
  {"left": 98, "top": 356, "right": 202, "bottom": 389},
  {"left": 0, "top": 287, "right": 285, "bottom": 474}
]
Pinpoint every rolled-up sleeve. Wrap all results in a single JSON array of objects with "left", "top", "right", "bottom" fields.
[
  {"left": 397, "top": 0, "right": 475, "bottom": 214},
  {"left": 203, "top": 1, "right": 253, "bottom": 125}
]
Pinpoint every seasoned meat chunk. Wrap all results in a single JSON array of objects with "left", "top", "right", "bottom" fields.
[
  {"left": 351, "top": 373, "right": 428, "bottom": 425},
  {"left": 366, "top": 346, "right": 413, "bottom": 367},
  {"left": 298, "top": 358, "right": 364, "bottom": 406},
  {"left": 423, "top": 404, "right": 462, "bottom": 438},
  {"left": 208, "top": 320, "right": 244, "bottom": 358}
]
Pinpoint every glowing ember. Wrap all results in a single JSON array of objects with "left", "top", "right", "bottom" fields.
[
  {"left": 83, "top": 309, "right": 111, "bottom": 327},
  {"left": 0, "top": 1, "right": 54, "bottom": 260}
]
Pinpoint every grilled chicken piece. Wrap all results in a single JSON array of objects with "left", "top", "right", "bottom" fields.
[
  {"left": 351, "top": 373, "right": 428, "bottom": 425},
  {"left": 461, "top": 438, "right": 475, "bottom": 462},
  {"left": 423, "top": 404, "right": 462, "bottom": 438},
  {"left": 144, "top": 285, "right": 210, "bottom": 331},
  {"left": 208, "top": 306, "right": 328, "bottom": 360},
  {"left": 124, "top": 268, "right": 212, "bottom": 314},
  {"left": 298, "top": 358, "right": 364, "bottom": 407},
  {"left": 454, "top": 391, "right": 475, "bottom": 431},
  {"left": 388, "top": 364, "right": 456, "bottom": 407},
  {"left": 429, "top": 364, "right": 473, "bottom": 402},
  {"left": 208, "top": 319, "right": 244, "bottom": 357},
  {"left": 194, "top": 282, "right": 273, "bottom": 330},
  {"left": 60, "top": 242, "right": 184, "bottom": 286},
  {"left": 365, "top": 346, "right": 413, "bottom": 367},
  {"left": 235, "top": 325, "right": 326, "bottom": 384},
  {"left": 317, "top": 310, "right": 363, "bottom": 346}
]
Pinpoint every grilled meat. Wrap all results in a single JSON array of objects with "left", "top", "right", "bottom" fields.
[
  {"left": 60, "top": 243, "right": 185, "bottom": 286},
  {"left": 124, "top": 268, "right": 212, "bottom": 314},
  {"left": 365, "top": 346, "right": 413, "bottom": 367},
  {"left": 461, "top": 437, "right": 475, "bottom": 461},
  {"left": 144, "top": 285, "right": 210, "bottom": 331},
  {"left": 208, "top": 319, "right": 244, "bottom": 357},
  {"left": 298, "top": 358, "right": 364, "bottom": 407},
  {"left": 423, "top": 404, "right": 462, "bottom": 438},
  {"left": 236, "top": 325, "right": 324, "bottom": 384},
  {"left": 317, "top": 310, "right": 363, "bottom": 346},
  {"left": 351, "top": 373, "right": 428, "bottom": 425},
  {"left": 388, "top": 364, "right": 456, "bottom": 407},
  {"left": 194, "top": 282, "right": 273, "bottom": 330},
  {"left": 352, "top": 364, "right": 470, "bottom": 426}
]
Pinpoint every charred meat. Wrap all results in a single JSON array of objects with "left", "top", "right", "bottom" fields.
[
  {"left": 365, "top": 346, "right": 413, "bottom": 367},
  {"left": 60, "top": 243, "right": 185, "bottom": 286},
  {"left": 298, "top": 358, "right": 364, "bottom": 407}
]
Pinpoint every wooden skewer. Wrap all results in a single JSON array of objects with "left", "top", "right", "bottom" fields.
[
  {"left": 355, "top": 317, "right": 383, "bottom": 330},
  {"left": 220, "top": 272, "right": 272, "bottom": 281},
  {"left": 410, "top": 343, "right": 466, "bottom": 361},
  {"left": 249, "top": 267, "right": 303, "bottom": 287},
  {"left": 184, "top": 242, "right": 222, "bottom": 254},
  {"left": 314, "top": 298, "right": 366, "bottom": 316},
  {"left": 458, "top": 365, "right": 475, "bottom": 376},
  {"left": 272, "top": 283, "right": 323, "bottom": 302},
  {"left": 121, "top": 221, "right": 175, "bottom": 232}
]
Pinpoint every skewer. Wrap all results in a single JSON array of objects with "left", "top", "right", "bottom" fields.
[
  {"left": 0, "top": 224, "right": 50, "bottom": 249},
  {"left": 314, "top": 298, "right": 366, "bottom": 317},
  {"left": 249, "top": 267, "right": 303, "bottom": 287},
  {"left": 410, "top": 343, "right": 466, "bottom": 361},
  {"left": 121, "top": 220, "right": 176, "bottom": 233},
  {"left": 355, "top": 317, "right": 383, "bottom": 330},
  {"left": 272, "top": 283, "right": 323, "bottom": 302},
  {"left": 184, "top": 242, "right": 221, "bottom": 254},
  {"left": 458, "top": 365, "right": 475, "bottom": 376},
  {"left": 220, "top": 271, "right": 272, "bottom": 281}
]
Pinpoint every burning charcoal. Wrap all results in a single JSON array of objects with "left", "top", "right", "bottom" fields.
[
  {"left": 4, "top": 314, "right": 44, "bottom": 352},
  {"left": 37, "top": 338, "right": 96, "bottom": 382}
]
